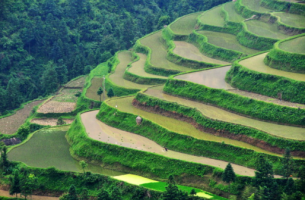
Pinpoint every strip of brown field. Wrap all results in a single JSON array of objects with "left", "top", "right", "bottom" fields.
[{"left": 31, "top": 118, "right": 74, "bottom": 126}]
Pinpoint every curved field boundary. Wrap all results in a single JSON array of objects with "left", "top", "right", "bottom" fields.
[
  {"left": 234, "top": 0, "right": 272, "bottom": 19},
  {"left": 135, "top": 90, "right": 305, "bottom": 155},
  {"left": 236, "top": 21, "right": 281, "bottom": 50},
  {"left": 221, "top": 2, "right": 244, "bottom": 33},
  {"left": 134, "top": 31, "right": 187, "bottom": 76},
  {"left": 227, "top": 52, "right": 305, "bottom": 103},
  {"left": 104, "top": 51, "right": 142, "bottom": 96},
  {"left": 123, "top": 53, "right": 167, "bottom": 85},
  {"left": 264, "top": 34, "right": 305, "bottom": 72},
  {"left": 261, "top": 0, "right": 305, "bottom": 16},
  {"left": 162, "top": 28, "right": 229, "bottom": 67},
  {"left": 189, "top": 30, "right": 245, "bottom": 61},
  {"left": 270, "top": 13, "right": 305, "bottom": 35},
  {"left": 96, "top": 98, "right": 305, "bottom": 172}
]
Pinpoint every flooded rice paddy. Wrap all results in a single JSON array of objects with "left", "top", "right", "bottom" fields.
[{"left": 279, "top": 36, "right": 305, "bottom": 54}]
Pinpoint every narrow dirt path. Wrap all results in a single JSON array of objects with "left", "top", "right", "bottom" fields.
[
  {"left": 81, "top": 110, "right": 259, "bottom": 177},
  {"left": 0, "top": 190, "right": 59, "bottom": 200}
]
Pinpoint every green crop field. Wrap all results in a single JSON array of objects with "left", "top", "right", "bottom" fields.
[
  {"left": 107, "top": 96, "right": 282, "bottom": 156},
  {"left": 8, "top": 128, "right": 123, "bottom": 176},
  {"left": 199, "top": 5, "right": 225, "bottom": 27},
  {"left": 245, "top": 20, "right": 289, "bottom": 39},
  {"left": 279, "top": 36, "right": 305, "bottom": 54},
  {"left": 140, "top": 31, "right": 191, "bottom": 72},
  {"left": 224, "top": 2, "right": 245, "bottom": 22},
  {"left": 128, "top": 53, "right": 167, "bottom": 79},
  {"left": 169, "top": 12, "right": 203, "bottom": 35},
  {"left": 197, "top": 30, "right": 259, "bottom": 55},
  {"left": 145, "top": 87, "right": 305, "bottom": 140},
  {"left": 274, "top": 12, "right": 305, "bottom": 28},
  {"left": 239, "top": 53, "right": 305, "bottom": 81},
  {"left": 242, "top": 0, "right": 272, "bottom": 13},
  {"left": 109, "top": 51, "right": 152, "bottom": 89}
]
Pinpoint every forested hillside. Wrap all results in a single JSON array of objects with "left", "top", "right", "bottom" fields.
[{"left": 0, "top": 0, "right": 227, "bottom": 114}]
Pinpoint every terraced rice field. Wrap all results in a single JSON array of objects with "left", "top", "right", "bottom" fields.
[
  {"left": 8, "top": 128, "right": 123, "bottom": 176},
  {"left": 279, "top": 36, "right": 305, "bottom": 54},
  {"left": 273, "top": 12, "right": 305, "bottom": 29},
  {"left": 197, "top": 31, "right": 259, "bottom": 55},
  {"left": 242, "top": 0, "right": 272, "bottom": 13},
  {"left": 31, "top": 118, "right": 74, "bottom": 126},
  {"left": 173, "top": 41, "right": 230, "bottom": 64},
  {"left": 64, "top": 75, "right": 86, "bottom": 88},
  {"left": 128, "top": 53, "right": 166, "bottom": 79},
  {"left": 199, "top": 5, "right": 225, "bottom": 27},
  {"left": 145, "top": 87, "right": 305, "bottom": 140},
  {"left": 169, "top": 12, "right": 203, "bottom": 35},
  {"left": 109, "top": 51, "right": 151, "bottom": 89},
  {"left": 239, "top": 53, "right": 305, "bottom": 81},
  {"left": 52, "top": 88, "right": 81, "bottom": 102},
  {"left": 140, "top": 31, "right": 190, "bottom": 72},
  {"left": 107, "top": 97, "right": 282, "bottom": 156},
  {"left": 85, "top": 77, "right": 104, "bottom": 101},
  {"left": 245, "top": 20, "right": 289, "bottom": 39},
  {"left": 82, "top": 110, "right": 259, "bottom": 176},
  {"left": 223, "top": 2, "right": 245, "bottom": 22},
  {"left": 176, "top": 66, "right": 233, "bottom": 89},
  {"left": 0, "top": 100, "right": 43, "bottom": 134}
]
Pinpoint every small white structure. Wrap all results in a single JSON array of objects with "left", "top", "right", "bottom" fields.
[{"left": 136, "top": 116, "right": 142, "bottom": 125}]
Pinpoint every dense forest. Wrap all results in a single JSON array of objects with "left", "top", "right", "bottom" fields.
[{"left": 0, "top": 0, "right": 226, "bottom": 114}]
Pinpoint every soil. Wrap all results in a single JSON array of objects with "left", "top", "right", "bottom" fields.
[
  {"left": 64, "top": 76, "right": 86, "bottom": 88},
  {"left": 31, "top": 118, "right": 74, "bottom": 126},
  {"left": 81, "top": 110, "right": 260, "bottom": 177},
  {"left": 0, "top": 189, "right": 59, "bottom": 200},
  {"left": 132, "top": 99, "right": 305, "bottom": 158},
  {"left": 0, "top": 100, "right": 43, "bottom": 134},
  {"left": 37, "top": 101, "right": 76, "bottom": 114}
]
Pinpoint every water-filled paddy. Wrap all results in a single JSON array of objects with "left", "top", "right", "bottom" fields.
[
  {"left": 245, "top": 20, "right": 289, "bottom": 40},
  {"left": 223, "top": 2, "right": 245, "bottom": 22},
  {"left": 8, "top": 128, "right": 123, "bottom": 176},
  {"left": 274, "top": 12, "right": 305, "bottom": 28},
  {"left": 242, "top": 0, "right": 272, "bottom": 13},
  {"left": 279, "top": 36, "right": 305, "bottom": 54},
  {"left": 128, "top": 53, "right": 166, "bottom": 79},
  {"left": 107, "top": 97, "right": 282, "bottom": 156},
  {"left": 176, "top": 66, "right": 233, "bottom": 89},
  {"left": 140, "top": 31, "right": 190, "bottom": 72},
  {"left": 170, "top": 12, "right": 203, "bottom": 35},
  {"left": 197, "top": 31, "right": 259, "bottom": 55},
  {"left": 85, "top": 77, "right": 104, "bottom": 101},
  {"left": 199, "top": 6, "right": 225, "bottom": 27},
  {"left": 109, "top": 51, "right": 151, "bottom": 89},
  {"left": 173, "top": 41, "right": 229, "bottom": 64},
  {"left": 239, "top": 53, "right": 305, "bottom": 81},
  {"left": 145, "top": 87, "right": 305, "bottom": 140}
]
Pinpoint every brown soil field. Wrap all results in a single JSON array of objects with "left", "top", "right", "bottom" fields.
[
  {"left": 31, "top": 118, "right": 74, "bottom": 126},
  {"left": 0, "top": 190, "right": 59, "bottom": 200},
  {"left": 37, "top": 101, "right": 76, "bottom": 114},
  {"left": 64, "top": 76, "right": 86, "bottom": 88},
  {"left": 0, "top": 100, "right": 43, "bottom": 134}
]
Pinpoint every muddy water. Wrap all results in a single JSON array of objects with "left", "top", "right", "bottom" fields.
[
  {"left": 0, "top": 190, "right": 59, "bottom": 200},
  {"left": 109, "top": 51, "right": 151, "bottom": 89},
  {"left": 107, "top": 97, "right": 282, "bottom": 156},
  {"left": 128, "top": 53, "right": 166, "bottom": 79},
  {"left": 240, "top": 53, "right": 305, "bottom": 81},
  {"left": 145, "top": 87, "right": 305, "bottom": 140},
  {"left": 173, "top": 41, "right": 229, "bottom": 65},
  {"left": 81, "top": 110, "right": 258, "bottom": 176},
  {"left": 176, "top": 66, "right": 233, "bottom": 89}
]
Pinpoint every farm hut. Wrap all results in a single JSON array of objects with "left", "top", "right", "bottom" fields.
[{"left": 136, "top": 116, "right": 142, "bottom": 125}]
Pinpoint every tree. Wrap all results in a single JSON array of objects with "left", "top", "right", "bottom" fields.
[
  {"left": 284, "top": 178, "right": 296, "bottom": 195},
  {"left": 107, "top": 88, "right": 114, "bottom": 98},
  {"left": 9, "top": 170, "right": 21, "bottom": 198},
  {"left": 71, "top": 56, "right": 82, "bottom": 78},
  {"left": 281, "top": 148, "right": 294, "bottom": 179},
  {"left": 41, "top": 64, "right": 59, "bottom": 94},
  {"left": 79, "top": 160, "right": 88, "bottom": 174},
  {"left": 190, "top": 189, "right": 197, "bottom": 196},
  {"left": 157, "top": 15, "right": 171, "bottom": 28},
  {"left": 56, "top": 60, "right": 68, "bottom": 85},
  {"left": 20, "top": 172, "right": 38, "bottom": 200},
  {"left": 131, "top": 188, "right": 145, "bottom": 200},
  {"left": 162, "top": 183, "right": 188, "bottom": 200},
  {"left": 97, "top": 87, "right": 103, "bottom": 102},
  {"left": 222, "top": 163, "right": 236, "bottom": 191},
  {"left": 97, "top": 189, "right": 110, "bottom": 200},
  {"left": 111, "top": 187, "right": 122, "bottom": 200},
  {"left": 253, "top": 155, "right": 274, "bottom": 188},
  {"left": 66, "top": 185, "right": 78, "bottom": 200},
  {"left": 57, "top": 117, "right": 66, "bottom": 126},
  {"left": 1, "top": 146, "right": 9, "bottom": 170},
  {"left": 79, "top": 188, "right": 89, "bottom": 200},
  {"left": 168, "top": 175, "right": 176, "bottom": 185}
]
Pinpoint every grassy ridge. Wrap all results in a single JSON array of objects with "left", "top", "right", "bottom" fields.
[
  {"left": 96, "top": 100, "right": 305, "bottom": 172},
  {"left": 227, "top": 54, "right": 305, "bottom": 104},
  {"left": 164, "top": 77, "right": 305, "bottom": 126},
  {"left": 234, "top": 0, "right": 270, "bottom": 19},
  {"left": 135, "top": 92, "right": 305, "bottom": 152},
  {"left": 264, "top": 34, "right": 305, "bottom": 73}
]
